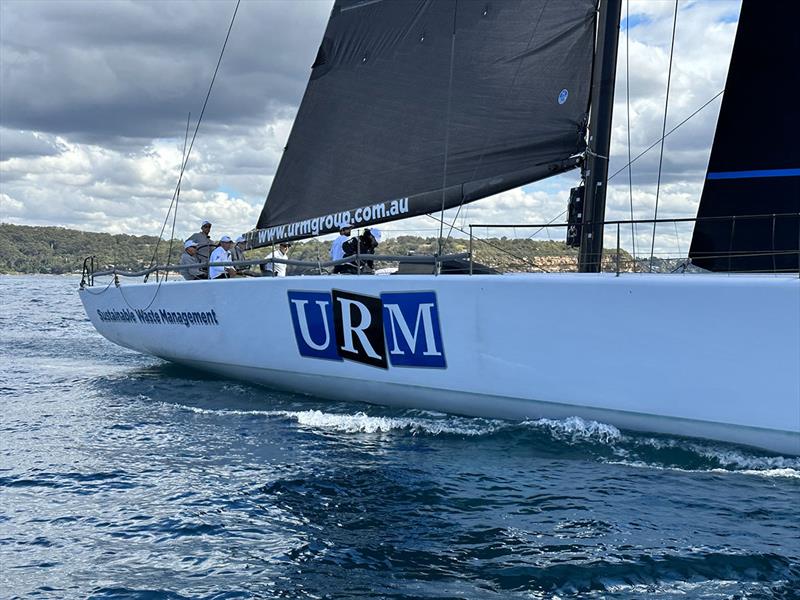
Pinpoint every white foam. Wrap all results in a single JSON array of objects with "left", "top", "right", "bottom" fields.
[
  {"left": 608, "top": 460, "right": 800, "bottom": 479},
  {"left": 167, "top": 403, "right": 798, "bottom": 476},
  {"left": 695, "top": 447, "right": 800, "bottom": 471},
  {"left": 170, "top": 403, "right": 624, "bottom": 441},
  {"left": 167, "top": 403, "right": 274, "bottom": 417},
  {"left": 168, "top": 403, "right": 504, "bottom": 436},
  {"left": 625, "top": 434, "right": 800, "bottom": 474},
  {"left": 730, "top": 468, "right": 800, "bottom": 479},
  {"left": 524, "top": 416, "right": 623, "bottom": 444},
  {"left": 221, "top": 383, "right": 251, "bottom": 395},
  {"left": 278, "top": 410, "right": 504, "bottom": 436}
]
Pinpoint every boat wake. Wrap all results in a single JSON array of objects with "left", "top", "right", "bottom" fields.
[{"left": 163, "top": 400, "right": 800, "bottom": 479}]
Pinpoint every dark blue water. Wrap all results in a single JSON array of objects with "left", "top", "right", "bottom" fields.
[{"left": 2, "top": 275, "right": 799, "bottom": 599}]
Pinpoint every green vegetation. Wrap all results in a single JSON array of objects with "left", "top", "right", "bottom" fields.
[
  {"left": 283, "top": 235, "right": 586, "bottom": 273},
  {"left": 0, "top": 224, "right": 182, "bottom": 275},
  {"left": 0, "top": 223, "right": 634, "bottom": 275}
]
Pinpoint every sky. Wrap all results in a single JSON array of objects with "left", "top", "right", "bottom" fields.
[{"left": 0, "top": 0, "right": 741, "bottom": 259}]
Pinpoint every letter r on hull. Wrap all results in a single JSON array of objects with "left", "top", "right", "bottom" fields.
[{"left": 332, "top": 290, "right": 387, "bottom": 369}]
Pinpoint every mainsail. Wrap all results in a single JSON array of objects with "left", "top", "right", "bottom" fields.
[
  {"left": 249, "top": 0, "right": 597, "bottom": 246},
  {"left": 689, "top": 0, "right": 800, "bottom": 272}
]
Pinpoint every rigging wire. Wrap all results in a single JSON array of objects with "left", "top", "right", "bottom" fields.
[
  {"left": 607, "top": 89, "right": 723, "bottom": 182},
  {"left": 437, "top": 0, "right": 458, "bottom": 262},
  {"left": 164, "top": 112, "right": 191, "bottom": 281},
  {"left": 425, "top": 213, "right": 549, "bottom": 273},
  {"left": 147, "top": 0, "right": 241, "bottom": 279},
  {"left": 674, "top": 220, "right": 682, "bottom": 259},
  {"left": 526, "top": 209, "right": 568, "bottom": 240},
  {"left": 649, "top": 0, "right": 679, "bottom": 272},
  {"left": 129, "top": 0, "right": 240, "bottom": 311},
  {"left": 625, "top": 0, "right": 636, "bottom": 267}
]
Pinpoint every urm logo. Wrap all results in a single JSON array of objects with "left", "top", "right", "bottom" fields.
[{"left": 288, "top": 290, "right": 446, "bottom": 369}]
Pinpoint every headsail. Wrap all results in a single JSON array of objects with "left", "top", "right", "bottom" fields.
[
  {"left": 689, "top": 0, "right": 800, "bottom": 272},
  {"left": 249, "top": 0, "right": 597, "bottom": 247}
]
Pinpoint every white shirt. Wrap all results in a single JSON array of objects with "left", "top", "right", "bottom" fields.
[
  {"left": 330, "top": 234, "right": 350, "bottom": 261},
  {"left": 209, "top": 246, "right": 230, "bottom": 279},
  {"left": 265, "top": 248, "right": 289, "bottom": 277}
]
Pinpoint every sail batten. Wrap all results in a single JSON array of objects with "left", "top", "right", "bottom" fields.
[{"left": 249, "top": 0, "right": 597, "bottom": 246}]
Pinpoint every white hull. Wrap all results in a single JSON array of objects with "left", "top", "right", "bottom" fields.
[{"left": 79, "top": 273, "right": 800, "bottom": 455}]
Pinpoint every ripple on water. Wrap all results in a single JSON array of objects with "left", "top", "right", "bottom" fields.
[{"left": 2, "top": 276, "right": 799, "bottom": 599}]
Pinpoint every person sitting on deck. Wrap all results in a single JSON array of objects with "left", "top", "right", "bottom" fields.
[
  {"left": 230, "top": 235, "right": 252, "bottom": 276},
  {"left": 209, "top": 236, "right": 237, "bottom": 280},
  {"left": 180, "top": 240, "right": 206, "bottom": 280},
  {"left": 187, "top": 220, "right": 214, "bottom": 273},
  {"left": 330, "top": 223, "right": 352, "bottom": 274},
  {"left": 262, "top": 242, "right": 291, "bottom": 277}
]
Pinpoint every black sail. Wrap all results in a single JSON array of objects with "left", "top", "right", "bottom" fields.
[
  {"left": 250, "top": 0, "right": 597, "bottom": 246},
  {"left": 689, "top": 0, "right": 800, "bottom": 272}
]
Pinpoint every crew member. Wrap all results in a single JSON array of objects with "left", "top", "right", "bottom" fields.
[
  {"left": 231, "top": 235, "right": 249, "bottom": 275},
  {"left": 209, "top": 235, "right": 236, "bottom": 279},
  {"left": 263, "top": 242, "right": 291, "bottom": 277},
  {"left": 330, "top": 223, "right": 352, "bottom": 274},
  {"left": 342, "top": 228, "right": 380, "bottom": 274},
  {"left": 359, "top": 227, "right": 381, "bottom": 272},
  {"left": 187, "top": 220, "right": 214, "bottom": 271},
  {"left": 179, "top": 240, "right": 206, "bottom": 280}
]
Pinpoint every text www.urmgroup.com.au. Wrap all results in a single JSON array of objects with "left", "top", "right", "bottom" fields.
[{"left": 254, "top": 197, "right": 409, "bottom": 244}]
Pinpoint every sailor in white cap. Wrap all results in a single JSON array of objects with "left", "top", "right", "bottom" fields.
[
  {"left": 209, "top": 235, "right": 236, "bottom": 279},
  {"left": 187, "top": 220, "right": 214, "bottom": 271},
  {"left": 330, "top": 220, "right": 352, "bottom": 273},
  {"left": 179, "top": 240, "right": 206, "bottom": 280},
  {"left": 230, "top": 235, "right": 251, "bottom": 275},
  {"left": 263, "top": 241, "right": 291, "bottom": 277}
]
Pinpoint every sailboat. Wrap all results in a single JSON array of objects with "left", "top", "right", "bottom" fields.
[{"left": 79, "top": 0, "right": 799, "bottom": 455}]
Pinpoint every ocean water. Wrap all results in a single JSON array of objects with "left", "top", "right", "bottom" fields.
[{"left": 1, "top": 275, "right": 799, "bottom": 600}]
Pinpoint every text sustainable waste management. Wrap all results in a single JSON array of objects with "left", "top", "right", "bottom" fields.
[{"left": 96, "top": 308, "right": 219, "bottom": 328}]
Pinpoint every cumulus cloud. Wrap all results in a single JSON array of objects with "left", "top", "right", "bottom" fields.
[{"left": 1, "top": 0, "right": 741, "bottom": 258}]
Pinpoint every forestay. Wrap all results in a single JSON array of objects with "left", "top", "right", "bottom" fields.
[{"left": 249, "top": 0, "right": 597, "bottom": 247}]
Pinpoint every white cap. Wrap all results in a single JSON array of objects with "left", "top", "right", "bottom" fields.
[
  {"left": 201, "top": 220, "right": 212, "bottom": 227},
  {"left": 371, "top": 228, "right": 382, "bottom": 242},
  {"left": 235, "top": 235, "right": 246, "bottom": 243},
  {"left": 184, "top": 240, "right": 198, "bottom": 249},
  {"left": 219, "top": 235, "right": 232, "bottom": 243}
]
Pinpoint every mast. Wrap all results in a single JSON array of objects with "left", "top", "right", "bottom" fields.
[{"left": 578, "top": 0, "right": 622, "bottom": 273}]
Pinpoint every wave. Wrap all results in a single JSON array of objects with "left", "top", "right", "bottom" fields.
[
  {"left": 163, "top": 401, "right": 800, "bottom": 478},
  {"left": 522, "top": 416, "right": 622, "bottom": 444},
  {"left": 170, "top": 403, "right": 505, "bottom": 436}
]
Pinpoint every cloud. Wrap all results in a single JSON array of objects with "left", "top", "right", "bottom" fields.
[
  {"left": 0, "top": 129, "right": 67, "bottom": 160},
  {"left": 1, "top": 0, "right": 742, "bottom": 259},
  {"left": 0, "top": 0, "right": 329, "bottom": 142}
]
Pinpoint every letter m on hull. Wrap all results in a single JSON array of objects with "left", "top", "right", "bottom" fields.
[{"left": 381, "top": 291, "right": 446, "bottom": 368}]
